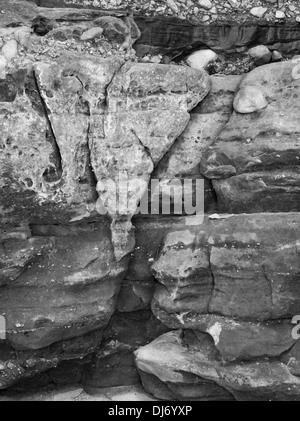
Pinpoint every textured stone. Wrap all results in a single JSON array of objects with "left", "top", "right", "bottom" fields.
[
  {"left": 135, "top": 18, "right": 300, "bottom": 57},
  {"left": 152, "top": 214, "right": 300, "bottom": 323},
  {"left": 135, "top": 330, "right": 300, "bottom": 401},
  {"left": 0, "top": 222, "right": 128, "bottom": 351},
  {"left": 148, "top": 314, "right": 296, "bottom": 362},
  {"left": 0, "top": 329, "right": 103, "bottom": 390},
  {"left": 90, "top": 61, "right": 210, "bottom": 259},
  {"left": 201, "top": 61, "right": 300, "bottom": 213}
]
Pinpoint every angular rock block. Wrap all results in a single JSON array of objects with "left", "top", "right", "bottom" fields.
[
  {"left": 152, "top": 214, "right": 300, "bottom": 323},
  {"left": 135, "top": 330, "right": 300, "bottom": 401},
  {"left": 0, "top": 222, "right": 128, "bottom": 351},
  {"left": 201, "top": 61, "right": 300, "bottom": 213}
]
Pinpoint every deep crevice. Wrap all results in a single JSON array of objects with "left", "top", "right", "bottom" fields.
[{"left": 31, "top": 69, "right": 63, "bottom": 184}]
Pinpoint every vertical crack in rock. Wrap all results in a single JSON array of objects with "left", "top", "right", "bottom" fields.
[
  {"left": 32, "top": 69, "right": 63, "bottom": 184},
  {"left": 262, "top": 264, "right": 276, "bottom": 308},
  {"left": 130, "top": 128, "right": 155, "bottom": 168},
  {"left": 85, "top": 122, "right": 98, "bottom": 192},
  {"left": 207, "top": 243, "right": 216, "bottom": 313},
  {"left": 90, "top": 61, "right": 211, "bottom": 262}
]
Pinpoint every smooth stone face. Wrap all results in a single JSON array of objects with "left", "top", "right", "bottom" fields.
[
  {"left": 186, "top": 49, "right": 218, "bottom": 70},
  {"left": 80, "top": 27, "right": 103, "bottom": 41}
]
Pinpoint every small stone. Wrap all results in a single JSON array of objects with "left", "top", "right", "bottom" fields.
[
  {"left": 250, "top": 7, "right": 268, "bottom": 18},
  {"left": 272, "top": 50, "right": 283, "bottom": 62},
  {"left": 234, "top": 85, "right": 268, "bottom": 114},
  {"left": 2, "top": 40, "right": 18, "bottom": 62},
  {"left": 276, "top": 11, "right": 286, "bottom": 19},
  {"left": 186, "top": 49, "right": 218, "bottom": 70},
  {"left": 198, "top": 0, "right": 212, "bottom": 10},
  {"left": 248, "top": 45, "right": 272, "bottom": 66},
  {"left": 80, "top": 27, "right": 104, "bottom": 41}
]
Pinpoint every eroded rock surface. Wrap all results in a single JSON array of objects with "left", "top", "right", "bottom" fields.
[{"left": 135, "top": 330, "right": 300, "bottom": 401}]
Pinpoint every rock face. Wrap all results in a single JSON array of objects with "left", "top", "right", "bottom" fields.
[
  {"left": 0, "top": 15, "right": 210, "bottom": 390},
  {"left": 2, "top": 0, "right": 300, "bottom": 403},
  {"left": 134, "top": 213, "right": 300, "bottom": 400}
]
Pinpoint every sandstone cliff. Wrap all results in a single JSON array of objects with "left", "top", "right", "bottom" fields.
[{"left": 0, "top": 0, "right": 300, "bottom": 402}]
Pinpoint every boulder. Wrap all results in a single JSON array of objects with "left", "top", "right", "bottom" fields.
[
  {"left": 186, "top": 49, "right": 218, "bottom": 70},
  {"left": 248, "top": 45, "right": 272, "bottom": 66},
  {"left": 233, "top": 85, "right": 268, "bottom": 113}
]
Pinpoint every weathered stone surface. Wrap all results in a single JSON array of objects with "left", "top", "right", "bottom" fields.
[
  {"left": 135, "top": 330, "right": 300, "bottom": 401},
  {"left": 0, "top": 233, "right": 50, "bottom": 288},
  {"left": 0, "top": 59, "right": 115, "bottom": 226},
  {"left": 148, "top": 313, "right": 295, "bottom": 362},
  {"left": 135, "top": 18, "right": 300, "bottom": 57},
  {"left": 0, "top": 329, "right": 103, "bottom": 390},
  {"left": 201, "top": 61, "right": 300, "bottom": 213},
  {"left": 0, "top": 222, "right": 128, "bottom": 351},
  {"left": 91, "top": 61, "right": 210, "bottom": 259},
  {"left": 1, "top": 53, "right": 209, "bottom": 262},
  {"left": 139, "top": 369, "right": 234, "bottom": 401},
  {"left": 153, "top": 75, "right": 241, "bottom": 214},
  {"left": 83, "top": 312, "right": 168, "bottom": 389},
  {"left": 152, "top": 214, "right": 300, "bottom": 323}
]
